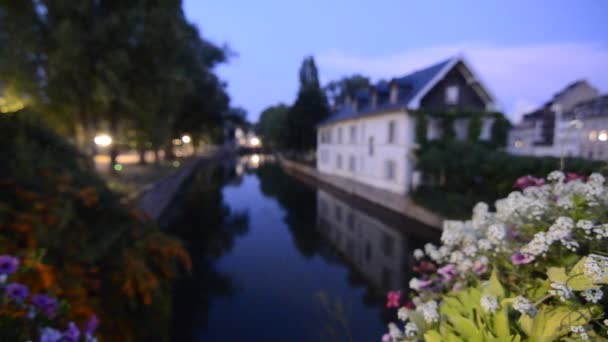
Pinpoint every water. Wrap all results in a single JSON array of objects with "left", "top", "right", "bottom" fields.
[{"left": 166, "top": 156, "right": 438, "bottom": 341}]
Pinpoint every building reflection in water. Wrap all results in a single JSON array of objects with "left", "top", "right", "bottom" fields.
[{"left": 316, "top": 189, "right": 418, "bottom": 292}]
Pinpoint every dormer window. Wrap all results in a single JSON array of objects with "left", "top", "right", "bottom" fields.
[{"left": 445, "top": 85, "right": 459, "bottom": 104}]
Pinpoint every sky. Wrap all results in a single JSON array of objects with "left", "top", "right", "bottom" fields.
[{"left": 183, "top": 0, "right": 608, "bottom": 123}]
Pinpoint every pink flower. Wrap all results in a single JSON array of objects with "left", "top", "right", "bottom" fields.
[
  {"left": 437, "top": 264, "right": 458, "bottom": 282},
  {"left": 513, "top": 175, "right": 544, "bottom": 190},
  {"left": 382, "top": 333, "right": 392, "bottom": 342},
  {"left": 566, "top": 172, "right": 584, "bottom": 182},
  {"left": 404, "top": 300, "right": 415, "bottom": 309},
  {"left": 452, "top": 282, "right": 464, "bottom": 292},
  {"left": 386, "top": 291, "right": 401, "bottom": 308},
  {"left": 511, "top": 252, "right": 534, "bottom": 265},
  {"left": 473, "top": 261, "right": 487, "bottom": 274}
]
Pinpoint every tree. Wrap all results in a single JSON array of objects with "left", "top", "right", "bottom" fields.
[
  {"left": 256, "top": 103, "right": 289, "bottom": 149},
  {"left": 324, "top": 74, "right": 370, "bottom": 107},
  {"left": 285, "top": 56, "right": 329, "bottom": 151}
]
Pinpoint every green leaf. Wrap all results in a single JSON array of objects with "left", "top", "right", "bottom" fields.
[
  {"left": 424, "top": 330, "right": 443, "bottom": 342},
  {"left": 567, "top": 256, "right": 607, "bottom": 291},
  {"left": 484, "top": 269, "right": 505, "bottom": 298},
  {"left": 519, "top": 305, "right": 592, "bottom": 341},
  {"left": 546, "top": 267, "right": 568, "bottom": 283},
  {"left": 446, "top": 313, "right": 484, "bottom": 342},
  {"left": 494, "top": 305, "right": 510, "bottom": 337}
]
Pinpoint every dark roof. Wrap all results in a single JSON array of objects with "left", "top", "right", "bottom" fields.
[
  {"left": 319, "top": 57, "right": 457, "bottom": 126},
  {"left": 564, "top": 94, "right": 608, "bottom": 119}
]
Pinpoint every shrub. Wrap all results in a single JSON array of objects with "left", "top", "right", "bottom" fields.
[
  {"left": 0, "top": 111, "right": 190, "bottom": 340},
  {"left": 383, "top": 171, "right": 608, "bottom": 341}
]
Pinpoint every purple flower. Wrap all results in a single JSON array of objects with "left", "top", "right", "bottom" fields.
[
  {"left": 40, "top": 327, "right": 62, "bottom": 342},
  {"left": 437, "top": 264, "right": 458, "bottom": 282},
  {"left": 85, "top": 315, "right": 99, "bottom": 335},
  {"left": 382, "top": 333, "right": 392, "bottom": 342},
  {"left": 31, "top": 294, "right": 58, "bottom": 318},
  {"left": 5, "top": 283, "right": 28, "bottom": 302},
  {"left": 473, "top": 261, "right": 487, "bottom": 275},
  {"left": 63, "top": 322, "right": 80, "bottom": 342},
  {"left": 0, "top": 255, "right": 19, "bottom": 275},
  {"left": 511, "top": 252, "right": 534, "bottom": 265}
]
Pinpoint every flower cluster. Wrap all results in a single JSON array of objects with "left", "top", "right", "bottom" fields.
[
  {"left": 0, "top": 254, "right": 98, "bottom": 341},
  {"left": 383, "top": 171, "right": 608, "bottom": 341}
]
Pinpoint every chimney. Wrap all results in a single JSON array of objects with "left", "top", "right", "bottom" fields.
[
  {"left": 371, "top": 88, "right": 378, "bottom": 109},
  {"left": 389, "top": 83, "right": 398, "bottom": 104}
]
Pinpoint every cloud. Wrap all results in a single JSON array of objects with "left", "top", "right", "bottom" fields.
[{"left": 316, "top": 43, "right": 608, "bottom": 121}]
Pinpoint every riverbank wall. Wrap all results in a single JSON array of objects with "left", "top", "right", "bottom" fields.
[{"left": 277, "top": 156, "right": 444, "bottom": 230}]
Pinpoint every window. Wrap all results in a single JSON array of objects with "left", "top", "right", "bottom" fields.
[
  {"left": 320, "top": 149, "right": 329, "bottom": 163},
  {"left": 445, "top": 85, "right": 459, "bottom": 104},
  {"left": 384, "top": 160, "right": 396, "bottom": 180},
  {"left": 599, "top": 130, "right": 608, "bottom": 142},
  {"left": 348, "top": 155, "right": 356, "bottom": 172},
  {"left": 381, "top": 232, "right": 394, "bottom": 257},
  {"left": 349, "top": 125, "right": 357, "bottom": 143},
  {"left": 347, "top": 212, "right": 354, "bottom": 230},
  {"left": 387, "top": 121, "right": 396, "bottom": 143},
  {"left": 337, "top": 127, "right": 343, "bottom": 144},
  {"left": 368, "top": 137, "right": 374, "bottom": 156},
  {"left": 336, "top": 154, "right": 342, "bottom": 169},
  {"left": 514, "top": 139, "right": 524, "bottom": 148},
  {"left": 334, "top": 205, "right": 342, "bottom": 222}
]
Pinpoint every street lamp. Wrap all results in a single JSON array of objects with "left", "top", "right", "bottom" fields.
[
  {"left": 181, "top": 135, "right": 191, "bottom": 144},
  {"left": 94, "top": 134, "right": 112, "bottom": 147},
  {"left": 250, "top": 137, "right": 260, "bottom": 147}
]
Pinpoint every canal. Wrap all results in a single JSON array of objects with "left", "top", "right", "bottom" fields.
[{"left": 165, "top": 155, "right": 439, "bottom": 341}]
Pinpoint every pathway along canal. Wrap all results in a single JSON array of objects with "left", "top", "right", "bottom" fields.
[{"left": 165, "top": 155, "right": 439, "bottom": 341}]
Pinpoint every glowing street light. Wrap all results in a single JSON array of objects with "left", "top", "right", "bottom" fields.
[
  {"left": 250, "top": 137, "right": 260, "bottom": 147},
  {"left": 94, "top": 134, "right": 112, "bottom": 147},
  {"left": 181, "top": 135, "right": 191, "bottom": 144}
]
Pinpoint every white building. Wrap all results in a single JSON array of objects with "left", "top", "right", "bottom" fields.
[
  {"left": 316, "top": 56, "right": 497, "bottom": 195},
  {"left": 507, "top": 80, "right": 602, "bottom": 158}
]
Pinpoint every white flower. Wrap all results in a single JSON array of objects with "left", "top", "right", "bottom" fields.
[
  {"left": 581, "top": 288, "right": 603, "bottom": 303},
  {"left": 424, "top": 243, "right": 437, "bottom": 255},
  {"left": 397, "top": 307, "right": 409, "bottom": 321},
  {"left": 513, "top": 296, "right": 537, "bottom": 317},
  {"left": 487, "top": 224, "right": 506, "bottom": 244},
  {"left": 388, "top": 322, "right": 403, "bottom": 340},
  {"left": 593, "top": 224, "right": 608, "bottom": 239},
  {"left": 404, "top": 322, "right": 418, "bottom": 338},
  {"left": 547, "top": 170, "right": 565, "bottom": 183},
  {"left": 480, "top": 295, "right": 499, "bottom": 313},
  {"left": 416, "top": 300, "right": 439, "bottom": 323},
  {"left": 413, "top": 249, "right": 424, "bottom": 260},
  {"left": 457, "top": 258, "right": 473, "bottom": 273},
  {"left": 584, "top": 254, "right": 608, "bottom": 281},
  {"left": 556, "top": 196, "right": 574, "bottom": 209},
  {"left": 463, "top": 243, "right": 478, "bottom": 257},
  {"left": 478, "top": 239, "right": 492, "bottom": 251},
  {"left": 549, "top": 282, "right": 574, "bottom": 302},
  {"left": 409, "top": 278, "right": 428, "bottom": 291},
  {"left": 570, "top": 325, "right": 589, "bottom": 340},
  {"left": 450, "top": 251, "right": 465, "bottom": 264},
  {"left": 442, "top": 221, "right": 465, "bottom": 246},
  {"left": 588, "top": 172, "right": 605, "bottom": 186},
  {"left": 521, "top": 232, "right": 550, "bottom": 258},
  {"left": 604, "top": 319, "right": 608, "bottom": 326},
  {"left": 576, "top": 220, "right": 594, "bottom": 233}
]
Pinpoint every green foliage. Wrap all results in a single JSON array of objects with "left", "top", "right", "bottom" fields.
[
  {"left": 491, "top": 113, "right": 512, "bottom": 147},
  {"left": 416, "top": 141, "right": 606, "bottom": 200},
  {"left": 324, "top": 74, "right": 370, "bottom": 107},
  {"left": 468, "top": 114, "right": 482, "bottom": 142},
  {"left": 256, "top": 103, "right": 290, "bottom": 149},
  {"left": 285, "top": 56, "right": 329, "bottom": 151},
  {"left": 414, "top": 111, "right": 428, "bottom": 146},
  {"left": 440, "top": 114, "right": 456, "bottom": 140},
  {"left": 0, "top": 111, "right": 190, "bottom": 340}
]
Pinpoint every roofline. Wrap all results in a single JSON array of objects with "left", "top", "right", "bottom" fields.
[
  {"left": 407, "top": 57, "right": 459, "bottom": 109},
  {"left": 317, "top": 106, "right": 408, "bottom": 128},
  {"left": 407, "top": 55, "right": 498, "bottom": 111}
]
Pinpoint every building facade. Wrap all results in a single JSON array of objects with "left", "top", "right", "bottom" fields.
[
  {"left": 316, "top": 56, "right": 496, "bottom": 195},
  {"left": 507, "top": 81, "right": 608, "bottom": 160}
]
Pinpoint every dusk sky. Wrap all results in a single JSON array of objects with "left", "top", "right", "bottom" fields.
[{"left": 183, "top": 1, "right": 608, "bottom": 123}]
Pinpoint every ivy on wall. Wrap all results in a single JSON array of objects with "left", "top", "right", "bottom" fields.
[
  {"left": 467, "top": 113, "right": 482, "bottom": 142},
  {"left": 414, "top": 111, "right": 428, "bottom": 146}
]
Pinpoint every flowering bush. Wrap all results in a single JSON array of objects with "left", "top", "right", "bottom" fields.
[
  {"left": 0, "top": 254, "right": 98, "bottom": 341},
  {"left": 384, "top": 171, "right": 608, "bottom": 341}
]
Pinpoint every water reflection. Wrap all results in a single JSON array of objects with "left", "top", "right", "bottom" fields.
[
  {"left": 166, "top": 157, "right": 437, "bottom": 341},
  {"left": 317, "top": 189, "right": 411, "bottom": 292}
]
